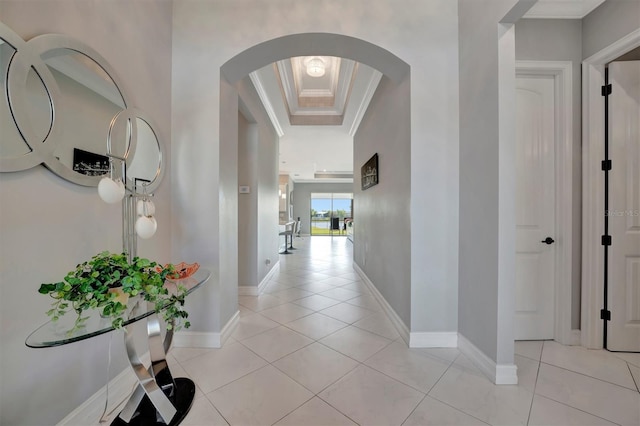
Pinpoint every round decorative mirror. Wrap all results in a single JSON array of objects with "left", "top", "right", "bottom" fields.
[
  {"left": 0, "top": 24, "right": 166, "bottom": 191},
  {"left": 46, "top": 48, "right": 128, "bottom": 177},
  {"left": 127, "top": 113, "right": 164, "bottom": 192},
  {"left": 0, "top": 23, "right": 59, "bottom": 172},
  {"left": 17, "top": 35, "right": 132, "bottom": 186},
  {"left": 1, "top": 38, "right": 28, "bottom": 158}
]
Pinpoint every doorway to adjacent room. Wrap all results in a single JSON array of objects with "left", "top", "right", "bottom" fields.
[{"left": 310, "top": 192, "right": 353, "bottom": 237}]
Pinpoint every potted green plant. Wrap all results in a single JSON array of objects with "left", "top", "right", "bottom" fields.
[{"left": 38, "top": 251, "right": 191, "bottom": 333}]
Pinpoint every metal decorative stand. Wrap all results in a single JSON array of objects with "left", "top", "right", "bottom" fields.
[
  {"left": 111, "top": 310, "right": 195, "bottom": 425},
  {"left": 25, "top": 270, "right": 210, "bottom": 426},
  {"left": 104, "top": 140, "right": 195, "bottom": 424}
]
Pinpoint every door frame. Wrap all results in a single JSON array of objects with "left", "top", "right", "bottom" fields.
[
  {"left": 582, "top": 29, "right": 640, "bottom": 349},
  {"left": 515, "top": 60, "right": 575, "bottom": 345}
]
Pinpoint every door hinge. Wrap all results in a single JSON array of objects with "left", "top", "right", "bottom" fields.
[
  {"left": 601, "top": 84, "right": 612, "bottom": 96},
  {"left": 601, "top": 160, "right": 612, "bottom": 171},
  {"left": 602, "top": 235, "right": 612, "bottom": 246},
  {"left": 601, "top": 309, "right": 611, "bottom": 321}
]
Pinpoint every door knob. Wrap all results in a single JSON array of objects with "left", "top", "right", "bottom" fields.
[{"left": 541, "top": 237, "right": 555, "bottom": 245}]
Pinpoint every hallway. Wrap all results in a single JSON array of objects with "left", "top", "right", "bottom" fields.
[{"left": 165, "top": 237, "right": 640, "bottom": 425}]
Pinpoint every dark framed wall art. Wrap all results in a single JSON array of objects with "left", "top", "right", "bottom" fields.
[
  {"left": 72, "top": 148, "right": 110, "bottom": 176},
  {"left": 361, "top": 153, "right": 378, "bottom": 190}
]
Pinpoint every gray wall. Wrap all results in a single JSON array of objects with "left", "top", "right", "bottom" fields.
[
  {"left": 582, "top": 0, "right": 640, "bottom": 60},
  {"left": 458, "top": 0, "right": 519, "bottom": 364},
  {"left": 237, "top": 77, "right": 280, "bottom": 289},
  {"left": 515, "top": 19, "right": 582, "bottom": 329},
  {"left": 256, "top": 120, "right": 280, "bottom": 284},
  {"left": 238, "top": 112, "right": 259, "bottom": 287},
  {"left": 354, "top": 75, "right": 412, "bottom": 327},
  {"left": 292, "top": 182, "right": 354, "bottom": 236},
  {"left": 173, "top": 0, "right": 460, "bottom": 342},
  {"left": 0, "top": 1, "right": 173, "bottom": 424}
]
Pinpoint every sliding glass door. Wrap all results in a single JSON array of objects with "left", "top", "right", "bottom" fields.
[{"left": 310, "top": 193, "right": 353, "bottom": 236}]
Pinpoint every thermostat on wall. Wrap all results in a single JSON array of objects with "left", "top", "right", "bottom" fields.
[{"left": 239, "top": 186, "right": 250, "bottom": 194}]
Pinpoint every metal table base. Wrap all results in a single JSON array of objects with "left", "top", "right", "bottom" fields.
[{"left": 112, "top": 312, "right": 195, "bottom": 425}]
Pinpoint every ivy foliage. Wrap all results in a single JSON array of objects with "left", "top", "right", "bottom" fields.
[{"left": 38, "top": 251, "right": 191, "bottom": 334}]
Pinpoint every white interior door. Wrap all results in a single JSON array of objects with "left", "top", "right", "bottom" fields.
[
  {"left": 607, "top": 60, "right": 640, "bottom": 352},
  {"left": 514, "top": 75, "right": 556, "bottom": 340}
]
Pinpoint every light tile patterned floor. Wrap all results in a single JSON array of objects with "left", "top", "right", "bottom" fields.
[{"left": 134, "top": 237, "right": 640, "bottom": 425}]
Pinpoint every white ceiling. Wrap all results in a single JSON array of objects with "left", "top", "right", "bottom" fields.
[
  {"left": 248, "top": 0, "right": 606, "bottom": 183},
  {"left": 250, "top": 56, "right": 381, "bottom": 183},
  {"left": 523, "top": 0, "right": 606, "bottom": 18}
]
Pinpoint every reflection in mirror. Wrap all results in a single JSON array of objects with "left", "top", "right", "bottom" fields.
[
  {"left": 24, "top": 68, "right": 52, "bottom": 142},
  {"left": 1, "top": 39, "right": 52, "bottom": 157},
  {"left": 128, "top": 117, "right": 162, "bottom": 187},
  {"left": 43, "top": 49, "right": 127, "bottom": 177},
  {"left": 1, "top": 28, "right": 165, "bottom": 190}
]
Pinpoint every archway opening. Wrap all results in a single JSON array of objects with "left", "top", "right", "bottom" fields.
[{"left": 220, "top": 32, "right": 413, "bottom": 330}]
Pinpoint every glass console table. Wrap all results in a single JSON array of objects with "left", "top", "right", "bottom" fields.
[{"left": 26, "top": 269, "right": 211, "bottom": 426}]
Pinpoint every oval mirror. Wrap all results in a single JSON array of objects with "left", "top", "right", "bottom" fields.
[{"left": 41, "top": 46, "right": 128, "bottom": 182}]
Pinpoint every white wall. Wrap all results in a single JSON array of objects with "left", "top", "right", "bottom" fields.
[
  {"left": 172, "top": 0, "right": 460, "bottom": 343},
  {"left": 0, "top": 1, "right": 173, "bottom": 424},
  {"left": 279, "top": 126, "right": 354, "bottom": 178},
  {"left": 515, "top": 19, "right": 583, "bottom": 329}
]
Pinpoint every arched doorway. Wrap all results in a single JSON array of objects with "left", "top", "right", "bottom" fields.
[{"left": 219, "top": 32, "right": 413, "bottom": 337}]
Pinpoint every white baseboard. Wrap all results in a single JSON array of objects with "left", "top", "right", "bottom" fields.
[
  {"left": 60, "top": 312, "right": 241, "bottom": 425},
  {"left": 458, "top": 333, "right": 518, "bottom": 385},
  {"left": 58, "top": 353, "right": 149, "bottom": 426},
  {"left": 239, "top": 262, "right": 280, "bottom": 295},
  {"left": 353, "top": 262, "right": 410, "bottom": 344},
  {"left": 569, "top": 329, "right": 581, "bottom": 346},
  {"left": 173, "top": 310, "right": 239, "bottom": 348},
  {"left": 409, "top": 332, "right": 458, "bottom": 348},
  {"left": 238, "top": 286, "right": 259, "bottom": 296}
]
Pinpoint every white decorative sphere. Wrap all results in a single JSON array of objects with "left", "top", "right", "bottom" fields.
[
  {"left": 135, "top": 216, "right": 157, "bottom": 239},
  {"left": 136, "top": 199, "right": 155, "bottom": 217},
  {"left": 98, "top": 177, "right": 125, "bottom": 204}
]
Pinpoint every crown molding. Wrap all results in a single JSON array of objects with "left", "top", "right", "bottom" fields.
[
  {"left": 249, "top": 71, "right": 284, "bottom": 137},
  {"left": 523, "top": 0, "right": 605, "bottom": 19},
  {"left": 349, "top": 70, "right": 383, "bottom": 137}
]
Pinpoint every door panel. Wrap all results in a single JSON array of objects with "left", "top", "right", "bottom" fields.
[
  {"left": 515, "top": 75, "right": 556, "bottom": 340},
  {"left": 608, "top": 60, "right": 640, "bottom": 352}
]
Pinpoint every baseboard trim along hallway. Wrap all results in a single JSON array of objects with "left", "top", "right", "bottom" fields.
[
  {"left": 173, "top": 310, "right": 239, "bottom": 349},
  {"left": 353, "top": 262, "right": 410, "bottom": 344},
  {"left": 458, "top": 333, "right": 518, "bottom": 385}
]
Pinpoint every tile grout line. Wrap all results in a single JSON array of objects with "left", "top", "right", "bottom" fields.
[
  {"left": 421, "top": 353, "right": 492, "bottom": 425},
  {"left": 531, "top": 394, "right": 624, "bottom": 426},
  {"left": 424, "top": 358, "right": 493, "bottom": 426},
  {"left": 525, "top": 347, "right": 543, "bottom": 425},
  {"left": 538, "top": 359, "right": 639, "bottom": 392},
  {"left": 627, "top": 361, "right": 640, "bottom": 393},
  {"left": 210, "top": 238, "right": 361, "bottom": 421},
  {"left": 399, "top": 392, "right": 429, "bottom": 426}
]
